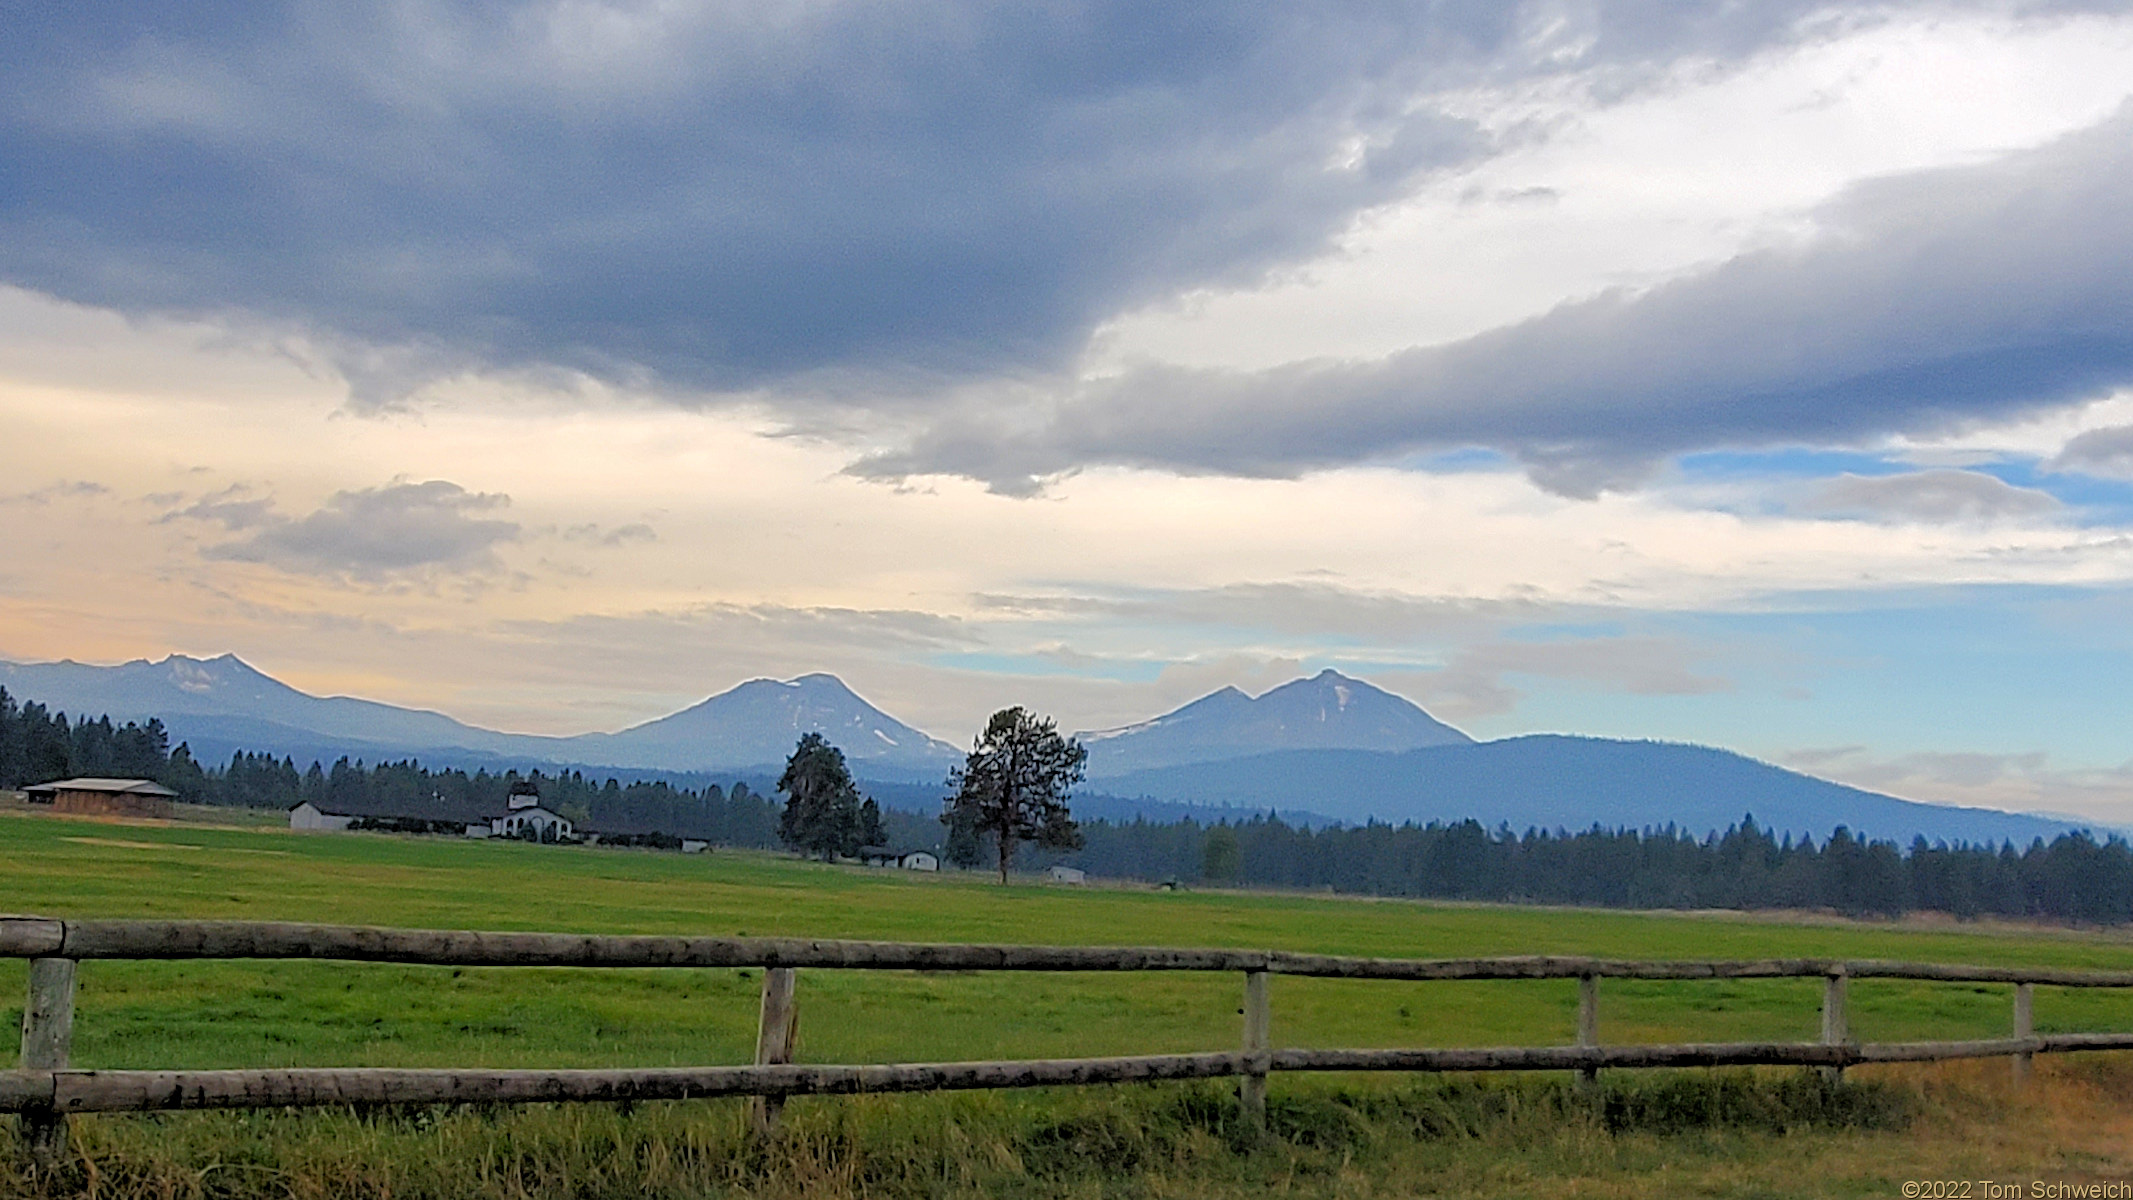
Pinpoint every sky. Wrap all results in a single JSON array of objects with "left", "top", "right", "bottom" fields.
[{"left": 5, "top": 1, "right": 2133, "bottom": 822}]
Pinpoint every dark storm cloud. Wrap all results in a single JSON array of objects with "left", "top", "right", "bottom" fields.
[
  {"left": 201, "top": 480, "right": 519, "bottom": 577},
  {"left": 860, "top": 102, "right": 2133, "bottom": 496},
  {"left": 0, "top": 0, "right": 1962, "bottom": 403}
]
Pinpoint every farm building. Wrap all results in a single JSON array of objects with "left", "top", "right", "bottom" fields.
[
  {"left": 859, "top": 846, "right": 941, "bottom": 871},
  {"left": 287, "top": 779, "right": 721, "bottom": 848},
  {"left": 1046, "top": 865, "right": 1087, "bottom": 885},
  {"left": 26, "top": 777, "right": 177, "bottom": 819},
  {"left": 290, "top": 779, "right": 574, "bottom": 842}
]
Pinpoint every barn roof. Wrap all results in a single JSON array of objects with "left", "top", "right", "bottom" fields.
[{"left": 27, "top": 777, "right": 179, "bottom": 798}]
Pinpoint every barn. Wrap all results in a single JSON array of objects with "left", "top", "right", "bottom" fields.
[{"left": 25, "top": 777, "right": 178, "bottom": 819}]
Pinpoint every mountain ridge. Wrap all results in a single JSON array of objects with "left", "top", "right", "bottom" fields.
[
  {"left": 1076, "top": 667, "right": 1472, "bottom": 775},
  {"left": 0, "top": 654, "right": 955, "bottom": 775},
  {"left": 0, "top": 652, "right": 2090, "bottom": 844}
]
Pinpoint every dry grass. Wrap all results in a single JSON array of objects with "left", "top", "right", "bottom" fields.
[{"left": 7, "top": 1059, "right": 2133, "bottom": 1199}]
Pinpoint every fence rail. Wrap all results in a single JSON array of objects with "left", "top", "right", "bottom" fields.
[
  {"left": 12, "top": 918, "right": 2133, "bottom": 985},
  {"left": 8, "top": 917, "right": 2132, "bottom": 1162}
]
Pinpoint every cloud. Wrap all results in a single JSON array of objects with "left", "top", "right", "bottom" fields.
[
  {"left": 1805, "top": 469, "right": 2060, "bottom": 523},
  {"left": 1384, "top": 635, "right": 1732, "bottom": 720},
  {"left": 481, "top": 602, "right": 983, "bottom": 722},
  {"left": 1782, "top": 744, "right": 2133, "bottom": 827},
  {"left": 160, "top": 484, "right": 279, "bottom": 530},
  {"left": 859, "top": 101, "right": 2133, "bottom": 496},
  {"left": 202, "top": 480, "right": 518, "bottom": 578},
  {"left": 559, "top": 522, "right": 656, "bottom": 548},
  {"left": 0, "top": 1, "right": 1977, "bottom": 405},
  {"left": 2052, "top": 423, "right": 2133, "bottom": 477},
  {"left": 0, "top": 480, "right": 109, "bottom": 506},
  {"left": 975, "top": 582, "right": 1527, "bottom": 641}
]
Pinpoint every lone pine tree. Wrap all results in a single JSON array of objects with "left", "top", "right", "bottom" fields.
[{"left": 943, "top": 706, "right": 1086, "bottom": 885}]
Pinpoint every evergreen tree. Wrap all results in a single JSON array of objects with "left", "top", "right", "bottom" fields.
[
  {"left": 776, "top": 734, "right": 862, "bottom": 860},
  {"left": 857, "top": 797, "right": 888, "bottom": 848},
  {"left": 1201, "top": 825, "right": 1240, "bottom": 884},
  {"left": 942, "top": 802, "right": 984, "bottom": 869},
  {"left": 943, "top": 707, "right": 1086, "bottom": 885},
  {"left": 0, "top": 686, "right": 26, "bottom": 788}
]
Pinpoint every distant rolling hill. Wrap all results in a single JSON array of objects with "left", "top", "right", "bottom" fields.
[{"left": 1088, "top": 735, "right": 2084, "bottom": 845}]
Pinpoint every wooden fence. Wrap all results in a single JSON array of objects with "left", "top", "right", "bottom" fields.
[{"left": 9, "top": 916, "right": 2133, "bottom": 1164}]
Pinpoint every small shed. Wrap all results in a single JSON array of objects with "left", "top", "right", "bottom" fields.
[
  {"left": 26, "top": 778, "right": 177, "bottom": 819},
  {"left": 900, "top": 851, "right": 940, "bottom": 872},
  {"left": 1046, "top": 865, "right": 1087, "bottom": 885}
]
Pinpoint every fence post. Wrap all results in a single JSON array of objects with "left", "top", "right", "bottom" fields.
[
  {"left": 750, "top": 967, "right": 798, "bottom": 1137},
  {"left": 1240, "top": 969, "right": 1269, "bottom": 1133},
  {"left": 1576, "top": 973, "right": 1599, "bottom": 1093},
  {"left": 1819, "top": 970, "right": 1849, "bottom": 1084},
  {"left": 2013, "top": 982, "right": 2034, "bottom": 1085},
  {"left": 19, "top": 956, "right": 77, "bottom": 1169}
]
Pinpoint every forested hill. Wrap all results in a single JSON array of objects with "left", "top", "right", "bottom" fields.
[{"left": 1088, "top": 735, "right": 2081, "bottom": 846}]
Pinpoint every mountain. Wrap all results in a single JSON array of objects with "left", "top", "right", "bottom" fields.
[
  {"left": 1089, "top": 735, "right": 2084, "bottom": 846},
  {"left": 566, "top": 674, "right": 961, "bottom": 775},
  {"left": 1077, "top": 668, "right": 1471, "bottom": 775},
  {"left": 0, "top": 654, "right": 544, "bottom": 759},
  {"left": 0, "top": 655, "right": 955, "bottom": 776},
  {"left": 0, "top": 654, "right": 2092, "bottom": 845}
]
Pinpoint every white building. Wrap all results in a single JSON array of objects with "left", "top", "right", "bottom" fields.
[
  {"left": 1047, "top": 865, "right": 1087, "bottom": 885},
  {"left": 485, "top": 780, "right": 572, "bottom": 841},
  {"left": 289, "top": 778, "right": 572, "bottom": 842},
  {"left": 858, "top": 846, "right": 942, "bottom": 871},
  {"left": 288, "top": 801, "right": 354, "bottom": 832}
]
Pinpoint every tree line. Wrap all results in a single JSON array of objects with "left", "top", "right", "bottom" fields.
[
  {"left": 0, "top": 685, "right": 787, "bottom": 845},
  {"left": 0, "top": 686, "right": 199, "bottom": 790},
  {"left": 1062, "top": 812, "right": 2133, "bottom": 925},
  {"left": 15, "top": 682, "right": 2133, "bottom": 924}
]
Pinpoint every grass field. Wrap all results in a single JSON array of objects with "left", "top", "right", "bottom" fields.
[{"left": 7, "top": 806, "right": 2133, "bottom": 1197}]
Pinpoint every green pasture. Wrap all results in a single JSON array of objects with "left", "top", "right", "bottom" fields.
[{"left": 7, "top": 808, "right": 2133, "bottom": 1079}]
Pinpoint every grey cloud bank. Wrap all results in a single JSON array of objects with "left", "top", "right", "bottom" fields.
[
  {"left": 2054, "top": 425, "right": 2133, "bottom": 477},
  {"left": 197, "top": 480, "right": 519, "bottom": 578},
  {"left": 0, "top": 0, "right": 2014, "bottom": 409},
  {"left": 861, "top": 102, "right": 2133, "bottom": 496},
  {"left": 1807, "top": 470, "right": 2061, "bottom": 524}
]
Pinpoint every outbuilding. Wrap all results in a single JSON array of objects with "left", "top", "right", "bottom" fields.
[
  {"left": 1046, "top": 865, "right": 1087, "bottom": 885},
  {"left": 288, "top": 779, "right": 573, "bottom": 842},
  {"left": 26, "top": 777, "right": 177, "bottom": 819},
  {"left": 859, "top": 846, "right": 943, "bottom": 871}
]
